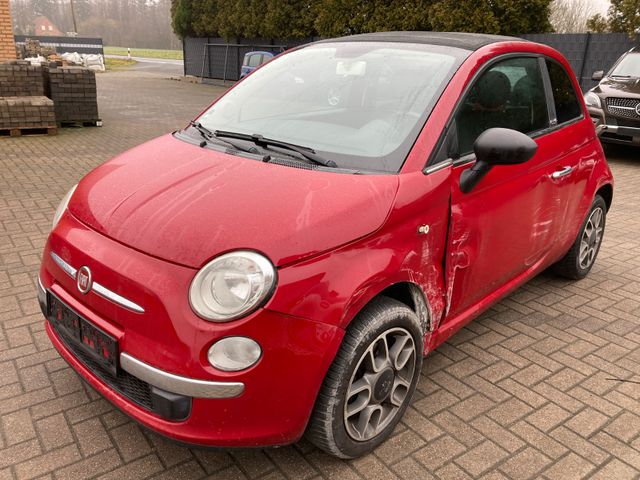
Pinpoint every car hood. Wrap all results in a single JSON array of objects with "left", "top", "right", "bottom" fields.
[
  {"left": 595, "top": 76, "right": 640, "bottom": 97},
  {"left": 69, "top": 134, "right": 399, "bottom": 268}
]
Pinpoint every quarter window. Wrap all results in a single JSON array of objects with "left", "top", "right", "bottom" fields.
[
  {"left": 455, "top": 57, "right": 549, "bottom": 156},
  {"left": 546, "top": 60, "right": 582, "bottom": 124}
]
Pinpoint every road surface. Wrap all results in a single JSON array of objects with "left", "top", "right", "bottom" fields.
[{"left": 106, "top": 54, "right": 183, "bottom": 76}]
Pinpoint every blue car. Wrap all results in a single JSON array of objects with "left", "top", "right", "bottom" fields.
[{"left": 240, "top": 51, "right": 275, "bottom": 78}]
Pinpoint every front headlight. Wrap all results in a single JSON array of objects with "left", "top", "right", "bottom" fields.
[
  {"left": 584, "top": 91, "right": 602, "bottom": 109},
  {"left": 52, "top": 184, "right": 78, "bottom": 230},
  {"left": 189, "top": 251, "right": 276, "bottom": 322}
]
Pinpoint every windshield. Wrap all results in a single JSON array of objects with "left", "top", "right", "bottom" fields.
[
  {"left": 197, "top": 42, "right": 467, "bottom": 172},
  {"left": 611, "top": 53, "right": 640, "bottom": 78}
]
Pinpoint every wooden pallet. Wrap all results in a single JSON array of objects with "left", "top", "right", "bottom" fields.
[
  {"left": 58, "top": 120, "right": 103, "bottom": 128},
  {"left": 0, "top": 126, "right": 58, "bottom": 137}
]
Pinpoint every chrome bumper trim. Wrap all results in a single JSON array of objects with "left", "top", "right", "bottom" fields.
[
  {"left": 92, "top": 283, "right": 145, "bottom": 313},
  {"left": 120, "top": 353, "right": 244, "bottom": 399},
  {"left": 37, "top": 275, "right": 46, "bottom": 313},
  {"left": 51, "top": 251, "right": 77, "bottom": 277},
  {"left": 49, "top": 251, "right": 145, "bottom": 313},
  {"left": 596, "top": 124, "right": 640, "bottom": 137}
]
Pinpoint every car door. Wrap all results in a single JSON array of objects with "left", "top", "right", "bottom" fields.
[
  {"left": 442, "top": 56, "right": 568, "bottom": 320},
  {"left": 541, "top": 58, "right": 593, "bottom": 250}
]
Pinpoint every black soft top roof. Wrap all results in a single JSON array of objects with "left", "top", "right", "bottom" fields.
[{"left": 316, "top": 31, "right": 526, "bottom": 51}]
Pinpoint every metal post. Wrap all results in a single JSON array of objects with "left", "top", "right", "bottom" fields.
[
  {"left": 69, "top": 0, "right": 78, "bottom": 33},
  {"left": 578, "top": 32, "right": 592, "bottom": 91},
  {"left": 222, "top": 44, "right": 229, "bottom": 83},
  {"left": 200, "top": 43, "right": 208, "bottom": 79},
  {"left": 182, "top": 39, "right": 186, "bottom": 77}
]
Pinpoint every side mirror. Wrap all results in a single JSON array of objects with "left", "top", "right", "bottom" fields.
[
  {"left": 592, "top": 70, "right": 604, "bottom": 81},
  {"left": 460, "top": 128, "right": 538, "bottom": 194}
]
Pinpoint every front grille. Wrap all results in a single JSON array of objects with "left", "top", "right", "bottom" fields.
[
  {"left": 615, "top": 116, "right": 640, "bottom": 127},
  {"left": 606, "top": 97, "right": 640, "bottom": 119},
  {"left": 607, "top": 97, "right": 640, "bottom": 108},
  {"left": 52, "top": 320, "right": 154, "bottom": 410}
]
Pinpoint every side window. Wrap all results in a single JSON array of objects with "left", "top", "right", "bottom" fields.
[
  {"left": 546, "top": 60, "right": 582, "bottom": 124},
  {"left": 248, "top": 54, "right": 262, "bottom": 68},
  {"left": 455, "top": 57, "right": 549, "bottom": 156}
]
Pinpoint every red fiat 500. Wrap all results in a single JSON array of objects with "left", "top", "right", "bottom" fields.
[{"left": 38, "top": 32, "right": 613, "bottom": 458}]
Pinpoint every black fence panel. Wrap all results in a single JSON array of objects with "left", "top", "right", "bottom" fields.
[
  {"left": 14, "top": 35, "right": 104, "bottom": 55},
  {"left": 184, "top": 36, "right": 320, "bottom": 81},
  {"left": 521, "top": 33, "right": 637, "bottom": 91},
  {"left": 184, "top": 34, "right": 639, "bottom": 90}
]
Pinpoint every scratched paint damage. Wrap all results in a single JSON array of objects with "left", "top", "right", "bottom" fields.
[{"left": 444, "top": 205, "right": 472, "bottom": 317}]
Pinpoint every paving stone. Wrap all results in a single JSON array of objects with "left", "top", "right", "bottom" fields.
[
  {"left": 148, "top": 460, "right": 205, "bottom": 480},
  {"left": 603, "top": 411, "right": 640, "bottom": 443},
  {"left": 71, "top": 417, "right": 112, "bottom": 457},
  {"left": 487, "top": 398, "right": 533, "bottom": 426},
  {"left": 54, "top": 449, "right": 121, "bottom": 480},
  {"left": 542, "top": 452, "right": 596, "bottom": 480},
  {"left": 498, "top": 447, "right": 551, "bottom": 479},
  {"left": 95, "top": 454, "right": 164, "bottom": 480},
  {"left": 391, "top": 457, "right": 436, "bottom": 480},
  {"left": 306, "top": 452, "right": 360, "bottom": 480},
  {"left": 230, "top": 450, "right": 276, "bottom": 479},
  {"left": 553, "top": 427, "right": 610, "bottom": 468},
  {"left": 350, "top": 455, "right": 398, "bottom": 480},
  {"left": 14, "top": 444, "right": 81, "bottom": 480},
  {"left": 564, "top": 408, "right": 609, "bottom": 437},
  {"left": 454, "top": 440, "right": 508, "bottom": 477},
  {"left": 109, "top": 423, "right": 152, "bottom": 463},
  {"left": 1, "top": 409, "right": 36, "bottom": 445},
  {"left": 590, "top": 458, "right": 639, "bottom": 480},
  {"left": 35, "top": 413, "right": 73, "bottom": 450},
  {"left": 470, "top": 416, "right": 525, "bottom": 453}
]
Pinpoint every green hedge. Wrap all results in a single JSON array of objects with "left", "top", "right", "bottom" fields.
[{"left": 171, "top": 0, "right": 553, "bottom": 39}]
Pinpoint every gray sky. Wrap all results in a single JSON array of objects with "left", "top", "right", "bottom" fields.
[{"left": 590, "top": 0, "right": 610, "bottom": 14}]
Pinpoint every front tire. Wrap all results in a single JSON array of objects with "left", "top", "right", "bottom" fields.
[
  {"left": 553, "top": 195, "right": 607, "bottom": 280},
  {"left": 306, "top": 297, "right": 423, "bottom": 459}
]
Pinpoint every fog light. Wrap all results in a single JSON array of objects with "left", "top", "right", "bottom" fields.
[{"left": 208, "top": 337, "right": 261, "bottom": 372}]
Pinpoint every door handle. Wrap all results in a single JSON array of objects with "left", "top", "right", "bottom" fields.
[{"left": 551, "top": 166, "right": 573, "bottom": 179}]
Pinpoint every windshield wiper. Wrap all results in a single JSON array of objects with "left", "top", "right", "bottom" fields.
[
  {"left": 611, "top": 74, "right": 631, "bottom": 78},
  {"left": 213, "top": 130, "right": 338, "bottom": 168},
  {"left": 188, "top": 121, "right": 262, "bottom": 155}
]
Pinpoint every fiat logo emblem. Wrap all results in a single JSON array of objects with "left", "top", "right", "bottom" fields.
[{"left": 76, "top": 266, "right": 92, "bottom": 294}]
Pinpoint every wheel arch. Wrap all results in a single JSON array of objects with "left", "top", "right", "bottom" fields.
[{"left": 342, "top": 280, "right": 432, "bottom": 336}]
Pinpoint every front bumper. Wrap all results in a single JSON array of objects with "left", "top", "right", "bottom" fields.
[
  {"left": 588, "top": 106, "right": 640, "bottom": 146},
  {"left": 39, "top": 211, "right": 344, "bottom": 447}
]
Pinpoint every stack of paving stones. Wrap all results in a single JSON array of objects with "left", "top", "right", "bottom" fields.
[
  {"left": 45, "top": 65, "right": 100, "bottom": 125},
  {"left": 0, "top": 96, "right": 55, "bottom": 130},
  {"left": 0, "top": 60, "right": 45, "bottom": 96},
  {"left": 24, "top": 38, "right": 56, "bottom": 58},
  {"left": 0, "top": 60, "right": 56, "bottom": 135}
]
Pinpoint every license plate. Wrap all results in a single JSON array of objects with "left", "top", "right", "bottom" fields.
[{"left": 47, "top": 292, "right": 119, "bottom": 375}]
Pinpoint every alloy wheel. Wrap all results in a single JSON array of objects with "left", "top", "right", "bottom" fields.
[
  {"left": 344, "top": 328, "right": 416, "bottom": 441},
  {"left": 579, "top": 207, "right": 604, "bottom": 270}
]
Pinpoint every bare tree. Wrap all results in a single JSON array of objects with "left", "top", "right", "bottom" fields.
[
  {"left": 10, "top": 0, "right": 180, "bottom": 49},
  {"left": 550, "top": 0, "right": 599, "bottom": 33}
]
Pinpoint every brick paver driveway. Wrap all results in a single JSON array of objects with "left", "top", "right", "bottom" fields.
[{"left": 1, "top": 65, "right": 639, "bottom": 480}]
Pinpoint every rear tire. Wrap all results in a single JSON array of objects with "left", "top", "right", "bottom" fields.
[
  {"left": 306, "top": 297, "right": 423, "bottom": 459},
  {"left": 552, "top": 195, "right": 606, "bottom": 280}
]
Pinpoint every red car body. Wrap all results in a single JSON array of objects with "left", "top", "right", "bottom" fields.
[{"left": 39, "top": 34, "right": 613, "bottom": 448}]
